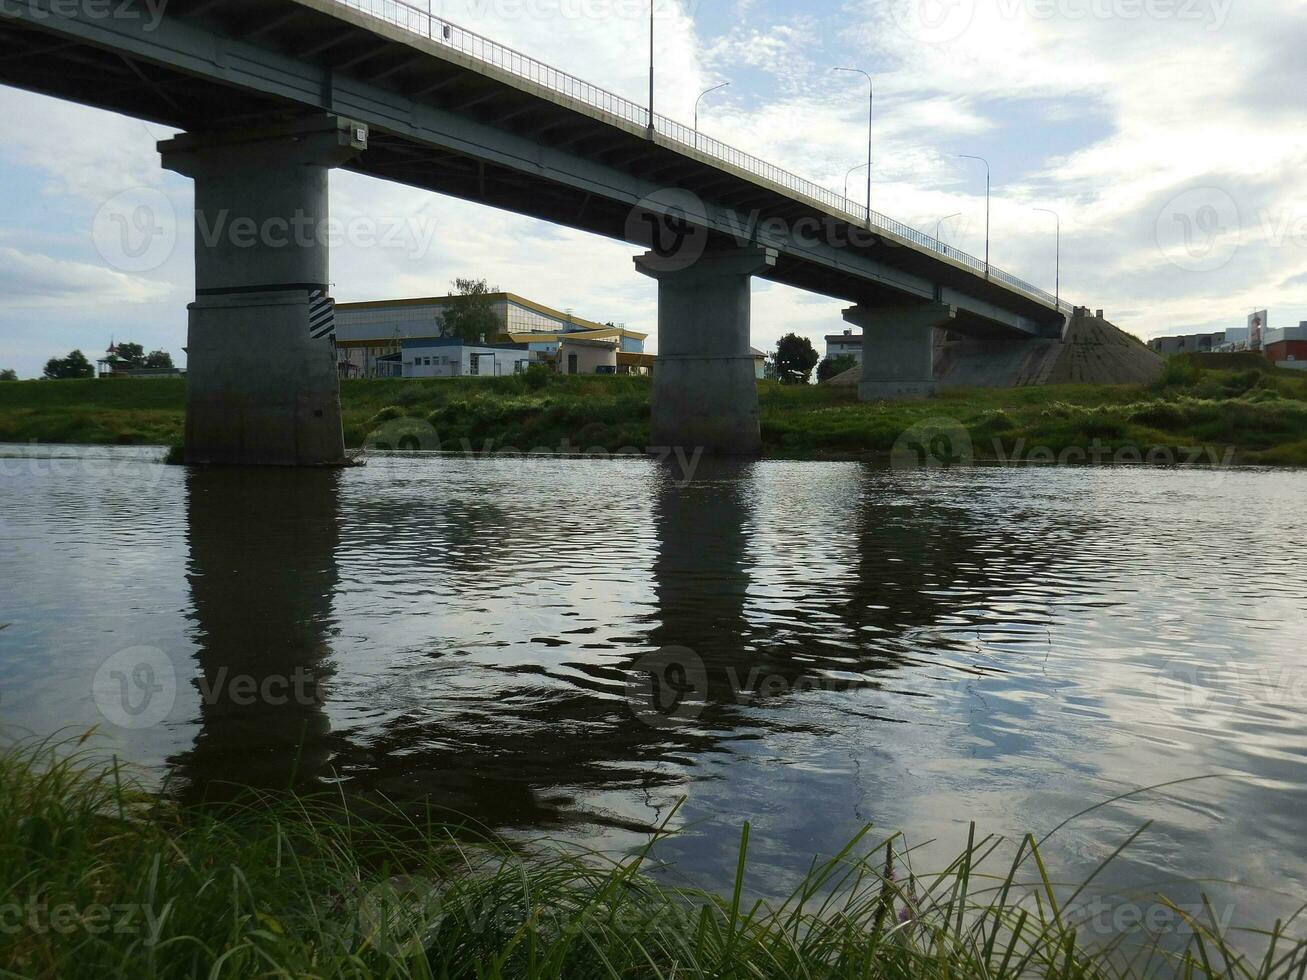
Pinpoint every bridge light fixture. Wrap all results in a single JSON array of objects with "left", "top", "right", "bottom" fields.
[
  {"left": 934, "top": 212, "right": 962, "bottom": 245},
  {"left": 832, "top": 67, "right": 873, "bottom": 229},
  {"left": 694, "top": 82, "right": 731, "bottom": 149},
  {"left": 957, "top": 154, "right": 991, "bottom": 278},
  {"left": 1034, "top": 207, "right": 1061, "bottom": 308}
]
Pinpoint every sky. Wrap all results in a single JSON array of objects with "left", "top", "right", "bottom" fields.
[{"left": 2, "top": 0, "right": 1306, "bottom": 377}]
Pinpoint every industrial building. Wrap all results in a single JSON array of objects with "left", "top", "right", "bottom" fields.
[
  {"left": 332, "top": 292, "right": 647, "bottom": 378},
  {"left": 1265, "top": 324, "right": 1307, "bottom": 369}
]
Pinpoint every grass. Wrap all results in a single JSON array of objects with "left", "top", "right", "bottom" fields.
[
  {"left": 1, "top": 738, "right": 1305, "bottom": 978},
  {"left": 3, "top": 354, "right": 1307, "bottom": 465}
]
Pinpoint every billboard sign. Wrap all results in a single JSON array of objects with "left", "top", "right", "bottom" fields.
[{"left": 1248, "top": 311, "right": 1267, "bottom": 351}]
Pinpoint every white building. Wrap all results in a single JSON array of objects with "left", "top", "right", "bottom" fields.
[
  {"left": 333, "top": 291, "right": 646, "bottom": 378},
  {"left": 401, "top": 339, "right": 535, "bottom": 378},
  {"left": 825, "top": 330, "right": 862, "bottom": 364}
]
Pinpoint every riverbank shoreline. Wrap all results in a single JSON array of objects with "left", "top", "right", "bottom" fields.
[
  {"left": 2, "top": 355, "right": 1305, "bottom": 466},
  {"left": 1, "top": 740, "right": 1298, "bottom": 978}
]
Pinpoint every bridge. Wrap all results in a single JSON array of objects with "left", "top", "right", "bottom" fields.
[{"left": 0, "top": 0, "right": 1071, "bottom": 463}]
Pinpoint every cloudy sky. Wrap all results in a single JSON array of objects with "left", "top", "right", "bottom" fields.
[{"left": 1, "top": 0, "right": 1305, "bottom": 376}]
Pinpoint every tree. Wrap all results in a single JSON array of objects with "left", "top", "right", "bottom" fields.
[
  {"left": 144, "top": 350, "right": 174, "bottom": 370},
  {"left": 42, "top": 350, "right": 95, "bottom": 380},
  {"left": 0, "top": 369, "right": 17, "bottom": 382},
  {"left": 773, "top": 333, "right": 819, "bottom": 385},
  {"left": 113, "top": 342, "right": 146, "bottom": 369},
  {"left": 817, "top": 354, "right": 858, "bottom": 383},
  {"left": 440, "top": 278, "right": 502, "bottom": 344}
]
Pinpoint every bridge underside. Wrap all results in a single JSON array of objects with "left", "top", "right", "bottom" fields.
[
  {"left": 0, "top": 0, "right": 1062, "bottom": 338},
  {"left": 1, "top": 0, "right": 1067, "bottom": 460}
]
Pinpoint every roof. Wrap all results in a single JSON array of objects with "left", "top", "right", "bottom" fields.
[
  {"left": 558, "top": 335, "right": 619, "bottom": 349},
  {"left": 509, "top": 326, "right": 639, "bottom": 345},
  {"left": 335, "top": 291, "right": 646, "bottom": 340},
  {"left": 403, "top": 337, "right": 528, "bottom": 352},
  {"left": 826, "top": 334, "right": 861, "bottom": 343}
]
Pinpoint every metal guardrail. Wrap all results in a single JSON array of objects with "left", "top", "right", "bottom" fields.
[{"left": 335, "top": 0, "right": 1068, "bottom": 312}]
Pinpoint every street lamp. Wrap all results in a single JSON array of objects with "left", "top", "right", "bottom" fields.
[
  {"left": 694, "top": 81, "right": 730, "bottom": 147},
  {"left": 1034, "top": 207, "right": 1060, "bottom": 308},
  {"left": 648, "top": 0, "right": 655, "bottom": 134},
  {"left": 934, "top": 211, "right": 961, "bottom": 243},
  {"left": 845, "top": 162, "right": 870, "bottom": 201},
  {"left": 833, "top": 67, "right": 873, "bottom": 227},
  {"left": 957, "top": 154, "right": 991, "bottom": 277}
]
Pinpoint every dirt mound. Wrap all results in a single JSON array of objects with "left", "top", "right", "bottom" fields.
[{"left": 824, "top": 311, "right": 1164, "bottom": 388}]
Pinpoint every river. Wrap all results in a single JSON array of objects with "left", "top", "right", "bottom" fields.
[{"left": 1, "top": 443, "right": 1305, "bottom": 942}]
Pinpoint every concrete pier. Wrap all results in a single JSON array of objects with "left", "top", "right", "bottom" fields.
[
  {"left": 160, "top": 116, "right": 368, "bottom": 466},
  {"left": 635, "top": 247, "right": 776, "bottom": 455},
  {"left": 846, "top": 303, "right": 956, "bottom": 401}
]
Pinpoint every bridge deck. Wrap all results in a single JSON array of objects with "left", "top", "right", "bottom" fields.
[{"left": 0, "top": 0, "right": 1068, "bottom": 335}]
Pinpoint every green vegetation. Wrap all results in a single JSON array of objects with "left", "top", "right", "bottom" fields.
[
  {"left": 2, "top": 355, "right": 1306, "bottom": 465},
  {"left": 440, "top": 278, "right": 503, "bottom": 345},
  {"left": 41, "top": 349, "right": 94, "bottom": 381},
  {"left": 1, "top": 739, "right": 1302, "bottom": 978},
  {"left": 817, "top": 353, "right": 858, "bottom": 384},
  {"left": 774, "top": 332, "right": 820, "bottom": 385},
  {"left": 0, "top": 369, "right": 17, "bottom": 383}
]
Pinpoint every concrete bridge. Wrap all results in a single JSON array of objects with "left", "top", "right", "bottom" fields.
[{"left": 1, "top": 0, "right": 1070, "bottom": 463}]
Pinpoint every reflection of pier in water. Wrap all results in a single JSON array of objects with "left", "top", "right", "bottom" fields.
[{"left": 169, "top": 460, "right": 1071, "bottom": 832}]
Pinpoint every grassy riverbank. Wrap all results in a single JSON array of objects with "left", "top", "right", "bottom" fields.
[
  {"left": 1, "top": 740, "right": 1300, "bottom": 978},
  {"left": 2, "top": 354, "right": 1305, "bottom": 464}
]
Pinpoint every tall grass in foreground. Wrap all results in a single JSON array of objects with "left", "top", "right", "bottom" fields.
[{"left": 1, "top": 738, "right": 1304, "bottom": 979}]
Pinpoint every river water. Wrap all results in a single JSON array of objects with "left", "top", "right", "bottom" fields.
[{"left": 1, "top": 443, "right": 1305, "bottom": 941}]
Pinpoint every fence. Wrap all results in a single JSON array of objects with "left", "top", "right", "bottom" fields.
[{"left": 334, "top": 0, "right": 1067, "bottom": 311}]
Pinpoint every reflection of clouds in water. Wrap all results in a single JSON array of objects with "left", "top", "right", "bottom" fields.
[{"left": 2, "top": 450, "right": 1307, "bottom": 934}]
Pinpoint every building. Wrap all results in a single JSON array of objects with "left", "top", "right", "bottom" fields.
[
  {"left": 1148, "top": 327, "right": 1252, "bottom": 356},
  {"left": 96, "top": 343, "right": 185, "bottom": 379},
  {"left": 826, "top": 329, "right": 863, "bottom": 364},
  {"left": 332, "top": 291, "right": 646, "bottom": 378},
  {"left": 557, "top": 335, "right": 619, "bottom": 375},
  {"left": 1264, "top": 323, "right": 1307, "bottom": 369},
  {"left": 401, "top": 338, "right": 534, "bottom": 378}
]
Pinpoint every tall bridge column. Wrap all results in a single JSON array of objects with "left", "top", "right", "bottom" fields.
[
  {"left": 635, "top": 247, "right": 777, "bottom": 455},
  {"left": 847, "top": 303, "right": 956, "bottom": 401},
  {"left": 160, "top": 116, "right": 368, "bottom": 466}
]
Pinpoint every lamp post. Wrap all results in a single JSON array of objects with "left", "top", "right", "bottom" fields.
[
  {"left": 934, "top": 211, "right": 961, "bottom": 243},
  {"left": 1034, "top": 207, "right": 1060, "bottom": 308},
  {"left": 648, "top": 0, "right": 655, "bottom": 134},
  {"left": 844, "top": 162, "right": 870, "bottom": 202},
  {"left": 694, "top": 81, "right": 730, "bottom": 148},
  {"left": 833, "top": 67, "right": 873, "bottom": 227},
  {"left": 958, "top": 154, "right": 990, "bottom": 277}
]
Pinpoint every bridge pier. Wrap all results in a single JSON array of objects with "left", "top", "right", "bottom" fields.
[
  {"left": 160, "top": 116, "right": 368, "bottom": 466},
  {"left": 847, "top": 303, "right": 956, "bottom": 401},
  {"left": 635, "top": 247, "right": 777, "bottom": 456}
]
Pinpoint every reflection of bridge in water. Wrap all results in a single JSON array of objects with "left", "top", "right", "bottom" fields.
[
  {"left": 169, "top": 460, "right": 1072, "bottom": 842},
  {"left": 4, "top": 0, "right": 1073, "bottom": 464}
]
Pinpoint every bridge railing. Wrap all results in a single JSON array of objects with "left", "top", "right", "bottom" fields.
[{"left": 335, "top": 0, "right": 1069, "bottom": 313}]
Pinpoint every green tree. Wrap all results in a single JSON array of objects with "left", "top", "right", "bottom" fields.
[
  {"left": 817, "top": 354, "right": 857, "bottom": 383},
  {"left": 144, "top": 350, "right": 174, "bottom": 370},
  {"left": 440, "top": 278, "right": 502, "bottom": 344},
  {"left": 113, "top": 343, "right": 146, "bottom": 369},
  {"left": 774, "top": 333, "right": 819, "bottom": 385},
  {"left": 42, "top": 350, "right": 95, "bottom": 380},
  {"left": 0, "top": 369, "right": 17, "bottom": 382}
]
